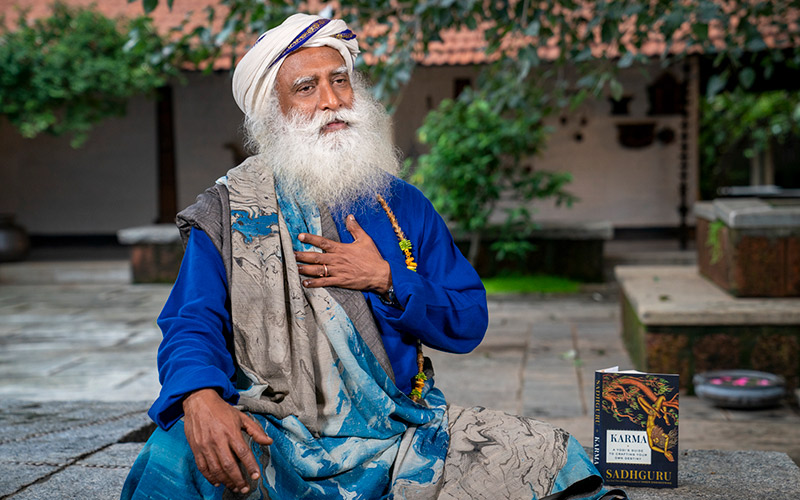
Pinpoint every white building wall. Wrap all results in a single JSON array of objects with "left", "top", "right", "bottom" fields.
[
  {"left": 0, "top": 72, "right": 245, "bottom": 235},
  {"left": 173, "top": 72, "right": 248, "bottom": 210},
  {"left": 0, "top": 96, "right": 158, "bottom": 234},
  {"left": 393, "top": 62, "right": 699, "bottom": 229},
  {"left": 0, "top": 62, "right": 698, "bottom": 235}
]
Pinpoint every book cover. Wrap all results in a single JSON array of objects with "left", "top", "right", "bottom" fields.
[{"left": 593, "top": 367, "right": 679, "bottom": 488}]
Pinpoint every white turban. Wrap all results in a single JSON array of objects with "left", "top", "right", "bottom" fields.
[{"left": 232, "top": 13, "right": 360, "bottom": 117}]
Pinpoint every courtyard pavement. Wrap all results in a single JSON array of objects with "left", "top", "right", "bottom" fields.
[{"left": 1, "top": 256, "right": 799, "bottom": 498}]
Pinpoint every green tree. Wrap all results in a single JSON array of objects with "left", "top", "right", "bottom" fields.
[
  {"left": 0, "top": 2, "right": 190, "bottom": 147},
  {"left": 413, "top": 90, "right": 575, "bottom": 265},
  {"left": 132, "top": 1, "right": 800, "bottom": 107},
  {"left": 132, "top": 0, "right": 800, "bottom": 263},
  {"left": 700, "top": 87, "right": 800, "bottom": 198}
]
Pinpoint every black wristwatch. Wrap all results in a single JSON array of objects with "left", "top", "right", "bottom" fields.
[{"left": 379, "top": 286, "right": 400, "bottom": 307}]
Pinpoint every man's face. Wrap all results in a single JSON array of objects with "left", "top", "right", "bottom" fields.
[{"left": 275, "top": 46, "right": 354, "bottom": 133}]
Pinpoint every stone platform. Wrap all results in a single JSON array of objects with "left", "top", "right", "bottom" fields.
[
  {"left": 2, "top": 400, "right": 799, "bottom": 499},
  {"left": 616, "top": 265, "right": 800, "bottom": 390},
  {"left": 695, "top": 198, "right": 800, "bottom": 297},
  {"left": 117, "top": 224, "right": 183, "bottom": 284},
  {"left": 455, "top": 220, "right": 613, "bottom": 282},
  {"left": 0, "top": 400, "right": 153, "bottom": 499},
  {"left": 624, "top": 449, "right": 800, "bottom": 499}
]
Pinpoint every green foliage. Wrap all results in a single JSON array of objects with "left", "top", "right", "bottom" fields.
[
  {"left": 133, "top": 0, "right": 800, "bottom": 109},
  {"left": 482, "top": 274, "right": 581, "bottom": 295},
  {"left": 135, "top": 0, "right": 800, "bottom": 264},
  {"left": 706, "top": 219, "right": 726, "bottom": 265},
  {"left": 0, "top": 2, "right": 184, "bottom": 147},
  {"left": 131, "top": 0, "right": 303, "bottom": 81},
  {"left": 699, "top": 88, "right": 800, "bottom": 198},
  {"left": 411, "top": 89, "right": 575, "bottom": 262}
]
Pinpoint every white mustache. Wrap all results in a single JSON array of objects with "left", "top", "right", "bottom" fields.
[{"left": 287, "top": 106, "right": 361, "bottom": 134}]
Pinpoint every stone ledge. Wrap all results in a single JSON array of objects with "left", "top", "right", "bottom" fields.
[
  {"left": 116, "top": 225, "right": 183, "bottom": 284},
  {"left": 529, "top": 220, "right": 614, "bottom": 240},
  {"left": 116, "top": 225, "right": 181, "bottom": 245},
  {"left": 616, "top": 265, "right": 800, "bottom": 390},
  {"left": 615, "top": 265, "right": 800, "bottom": 326},
  {"left": 695, "top": 198, "right": 800, "bottom": 230},
  {"left": 454, "top": 220, "right": 612, "bottom": 281},
  {"left": 0, "top": 260, "right": 131, "bottom": 285},
  {"left": 624, "top": 449, "right": 800, "bottom": 500},
  {"left": 452, "top": 220, "right": 614, "bottom": 241}
]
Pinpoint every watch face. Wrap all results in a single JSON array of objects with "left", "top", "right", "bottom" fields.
[{"left": 380, "top": 287, "right": 397, "bottom": 306}]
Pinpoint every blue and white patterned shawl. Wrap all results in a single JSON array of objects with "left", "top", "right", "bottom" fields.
[
  {"left": 224, "top": 157, "right": 448, "bottom": 499},
  {"left": 123, "top": 154, "right": 625, "bottom": 500}
]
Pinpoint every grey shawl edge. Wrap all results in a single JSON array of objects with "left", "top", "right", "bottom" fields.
[{"left": 176, "top": 183, "right": 234, "bottom": 287}]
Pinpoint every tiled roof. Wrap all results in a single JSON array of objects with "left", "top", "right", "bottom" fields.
[
  {"left": 0, "top": 0, "right": 233, "bottom": 68},
  {"left": 421, "top": 28, "right": 489, "bottom": 66},
  {"left": 4, "top": 1, "right": 797, "bottom": 69},
  {"left": 0, "top": 0, "right": 217, "bottom": 28}
]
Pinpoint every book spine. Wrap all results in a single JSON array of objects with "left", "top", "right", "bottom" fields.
[{"left": 592, "top": 371, "right": 602, "bottom": 466}]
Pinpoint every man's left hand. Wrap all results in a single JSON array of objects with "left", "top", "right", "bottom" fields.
[{"left": 296, "top": 214, "right": 391, "bottom": 295}]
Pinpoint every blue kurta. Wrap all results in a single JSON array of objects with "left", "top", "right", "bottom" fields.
[{"left": 150, "top": 178, "right": 488, "bottom": 429}]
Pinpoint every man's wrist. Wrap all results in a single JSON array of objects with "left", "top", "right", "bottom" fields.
[
  {"left": 372, "top": 260, "right": 392, "bottom": 296},
  {"left": 183, "top": 388, "right": 221, "bottom": 411}
]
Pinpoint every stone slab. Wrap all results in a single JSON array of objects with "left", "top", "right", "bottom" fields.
[
  {"left": 695, "top": 215, "right": 800, "bottom": 297},
  {"left": 0, "top": 403, "right": 152, "bottom": 465},
  {"left": 129, "top": 243, "right": 184, "bottom": 284},
  {"left": 615, "top": 265, "right": 800, "bottom": 325},
  {"left": 716, "top": 186, "right": 800, "bottom": 198},
  {"left": 0, "top": 284, "right": 167, "bottom": 402},
  {"left": 695, "top": 198, "right": 800, "bottom": 229},
  {"left": 0, "top": 261, "right": 131, "bottom": 285},
  {"left": 0, "top": 462, "right": 60, "bottom": 498},
  {"left": 1, "top": 278, "right": 798, "bottom": 498},
  {"left": 0, "top": 400, "right": 150, "bottom": 442},
  {"left": 530, "top": 220, "right": 614, "bottom": 240},
  {"left": 8, "top": 443, "right": 145, "bottom": 500},
  {"left": 0, "top": 401, "right": 152, "bottom": 499},
  {"left": 76, "top": 442, "right": 146, "bottom": 468},
  {"left": 624, "top": 449, "right": 800, "bottom": 499},
  {"left": 427, "top": 348, "right": 523, "bottom": 415},
  {"left": 116, "top": 224, "right": 181, "bottom": 245}
]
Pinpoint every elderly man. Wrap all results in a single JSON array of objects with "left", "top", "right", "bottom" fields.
[{"left": 122, "top": 13, "right": 625, "bottom": 500}]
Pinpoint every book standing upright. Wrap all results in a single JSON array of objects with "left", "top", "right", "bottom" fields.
[{"left": 593, "top": 367, "right": 679, "bottom": 488}]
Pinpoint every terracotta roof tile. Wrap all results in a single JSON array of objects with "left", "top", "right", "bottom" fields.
[
  {"left": 1, "top": 0, "right": 236, "bottom": 69},
  {"left": 4, "top": 1, "right": 797, "bottom": 69},
  {"left": 0, "top": 0, "right": 217, "bottom": 26}
]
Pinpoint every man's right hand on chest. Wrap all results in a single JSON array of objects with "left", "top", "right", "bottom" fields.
[{"left": 182, "top": 388, "right": 273, "bottom": 494}]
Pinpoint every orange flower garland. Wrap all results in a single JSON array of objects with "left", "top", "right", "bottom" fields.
[
  {"left": 376, "top": 194, "right": 417, "bottom": 272},
  {"left": 376, "top": 194, "right": 426, "bottom": 402}
]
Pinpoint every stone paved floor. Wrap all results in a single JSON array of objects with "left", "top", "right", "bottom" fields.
[
  {"left": 1, "top": 262, "right": 800, "bottom": 498},
  {"left": 0, "top": 284, "right": 166, "bottom": 402}
]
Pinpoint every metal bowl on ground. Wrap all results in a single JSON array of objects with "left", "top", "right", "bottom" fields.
[{"left": 693, "top": 370, "right": 787, "bottom": 409}]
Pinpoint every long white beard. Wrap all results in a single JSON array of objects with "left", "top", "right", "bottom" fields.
[{"left": 244, "top": 81, "right": 400, "bottom": 212}]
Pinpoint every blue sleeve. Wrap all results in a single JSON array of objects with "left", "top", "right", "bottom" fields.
[
  {"left": 148, "top": 228, "right": 238, "bottom": 430},
  {"left": 370, "top": 183, "right": 488, "bottom": 354}
]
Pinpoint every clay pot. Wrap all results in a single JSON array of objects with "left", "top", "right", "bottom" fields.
[{"left": 0, "top": 214, "right": 30, "bottom": 262}]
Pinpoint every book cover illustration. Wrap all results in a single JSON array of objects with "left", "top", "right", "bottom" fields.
[{"left": 593, "top": 369, "right": 679, "bottom": 488}]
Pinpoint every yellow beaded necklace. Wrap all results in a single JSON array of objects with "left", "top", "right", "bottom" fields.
[
  {"left": 376, "top": 194, "right": 427, "bottom": 402},
  {"left": 376, "top": 194, "right": 417, "bottom": 272}
]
